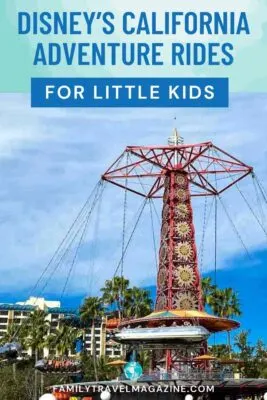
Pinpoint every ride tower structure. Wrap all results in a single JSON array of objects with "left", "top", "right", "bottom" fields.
[{"left": 102, "top": 130, "right": 253, "bottom": 371}]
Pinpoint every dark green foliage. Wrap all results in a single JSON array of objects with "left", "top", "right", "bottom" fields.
[
  {"left": 0, "top": 274, "right": 265, "bottom": 400},
  {"left": 80, "top": 353, "right": 118, "bottom": 381},
  {"left": 234, "top": 330, "right": 267, "bottom": 378}
]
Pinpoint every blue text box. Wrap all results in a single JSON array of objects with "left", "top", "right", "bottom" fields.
[{"left": 31, "top": 77, "right": 228, "bottom": 108}]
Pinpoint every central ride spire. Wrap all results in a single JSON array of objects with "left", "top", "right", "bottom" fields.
[
  {"left": 156, "top": 169, "right": 203, "bottom": 311},
  {"left": 156, "top": 129, "right": 202, "bottom": 311}
]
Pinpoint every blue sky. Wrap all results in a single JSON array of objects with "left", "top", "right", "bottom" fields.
[{"left": 0, "top": 93, "right": 266, "bottom": 345}]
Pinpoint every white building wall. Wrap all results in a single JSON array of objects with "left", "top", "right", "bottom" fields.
[{"left": 0, "top": 297, "right": 123, "bottom": 359}]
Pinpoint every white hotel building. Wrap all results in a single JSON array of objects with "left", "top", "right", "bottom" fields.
[{"left": 0, "top": 296, "right": 122, "bottom": 358}]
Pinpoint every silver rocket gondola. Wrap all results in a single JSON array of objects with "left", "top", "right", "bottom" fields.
[{"left": 113, "top": 325, "right": 210, "bottom": 345}]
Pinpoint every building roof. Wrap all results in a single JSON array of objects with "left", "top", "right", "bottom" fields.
[
  {"left": 0, "top": 303, "right": 77, "bottom": 315},
  {"left": 48, "top": 307, "right": 77, "bottom": 315},
  {"left": 0, "top": 303, "right": 35, "bottom": 311}
]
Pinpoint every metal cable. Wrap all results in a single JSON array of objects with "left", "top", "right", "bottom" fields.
[
  {"left": 128, "top": 153, "right": 148, "bottom": 197},
  {"left": 198, "top": 197, "right": 215, "bottom": 273},
  {"left": 11, "top": 181, "right": 104, "bottom": 340},
  {"left": 149, "top": 199, "right": 158, "bottom": 272},
  {"left": 127, "top": 152, "right": 161, "bottom": 227},
  {"left": 212, "top": 148, "right": 267, "bottom": 241},
  {"left": 252, "top": 174, "right": 266, "bottom": 227},
  {"left": 213, "top": 148, "right": 218, "bottom": 286},
  {"left": 121, "top": 173, "right": 128, "bottom": 278},
  {"left": 29, "top": 180, "right": 102, "bottom": 295},
  {"left": 253, "top": 174, "right": 267, "bottom": 205},
  {"left": 86, "top": 184, "right": 104, "bottom": 296},
  {"left": 199, "top": 195, "right": 208, "bottom": 273},
  {"left": 235, "top": 179, "right": 267, "bottom": 239},
  {"left": 218, "top": 195, "right": 252, "bottom": 260},
  {"left": 214, "top": 195, "right": 218, "bottom": 286},
  {"left": 112, "top": 198, "right": 148, "bottom": 278},
  {"left": 120, "top": 155, "right": 129, "bottom": 318},
  {"left": 11, "top": 211, "right": 91, "bottom": 341},
  {"left": 60, "top": 210, "right": 91, "bottom": 300},
  {"left": 150, "top": 198, "right": 161, "bottom": 225},
  {"left": 61, "top": 182, "right": 106, "bottom": 299},
  {"left": 39, "top": 182, "right": 105, "bottom": 296}
]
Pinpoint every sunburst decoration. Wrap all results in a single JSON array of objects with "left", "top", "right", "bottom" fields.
[
  {"left": 175, "top": 265, "right": 196, "bottom": 288},
  {"left": 176, "top": 222, "right": 191, "bottom": 238},
  {"left": 176, "top": 189, "right": 188, "bottom": 202},
  {"left": 175, "top": 203, "right": 189, "bottom": 219},
  {"left": 175, "top": 242, "right": 194, "bottom": 261},
  {"left": 156, "top": 170, "right": 200, "bottom": 312},
  {"left": 176, "top": 174, "right": 186, "bottom": 186},
  {"left": 174, "top": 291, "right": 199, "bottom": 310}
]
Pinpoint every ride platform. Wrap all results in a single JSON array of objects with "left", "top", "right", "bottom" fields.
[{"left": 119, "top": 309, "right": 239, "bottom": 333}]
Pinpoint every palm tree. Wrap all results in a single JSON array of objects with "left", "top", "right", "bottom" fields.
[
  {"left": 0, "top": 322, "right": 23, "bottom": 380},
  {"left": 81, "top": 353, "right": 117, "bottom": 381},
  {"left": 80, "top": 296, "right": 104, "bottom": 381},
  {"left": 23, "top": 310, "right": 50, "bottom": 361},
  {"left": 234, "top": 330, "right": 252, "bottom": 353},
  {"left": 208, "top": 288, "right": 241, "bottom": 356},
  {"left": 201, "top": 277, "right": 216, "bottom": 307},
  {"left": 255, "top": 339, "right": 267, "bottom": 377},
  {"left": 234, "top": 330, "right": 255, "bottom": 377},
  {"left": 46, "top": 324, "right": 82, "bottom": 357},
  {"left": 101, "top": 276, "right": 129, "bottom": 319},
  {"left": 22, "top": 310, "right": 50, "bottom": 400},
  {"left": 96, "top": 356, "right": 116, "bottom": 381},
  {"left": 138, "top": 350, "right": 151, "bottom": 371},
  {"left": 0, "top": 323, "right": 21, "bottom": 345},
  {"left": 210, "top": 344, "right": 230, "bottom": 360},
  {"left": 124, "top": 287, "right": 153, "bottom": 318}
]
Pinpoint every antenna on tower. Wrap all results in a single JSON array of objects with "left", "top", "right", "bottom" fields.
[{"left": 168, "top": 127, "right": 184, "bottom": 146}]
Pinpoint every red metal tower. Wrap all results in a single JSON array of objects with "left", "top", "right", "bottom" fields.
[
  {"left": 103, "top": 130, "right": 252, "bottom": 309},
  {"left": 156, "top": 168, "right": 202, "bottom": 311},
  {"left": 102, "top": 130, "right": 252, "bottom": 368}
]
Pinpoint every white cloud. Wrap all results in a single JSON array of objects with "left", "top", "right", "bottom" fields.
[{"left": 0, "top": 93, "right": 266, "bottom": 297}]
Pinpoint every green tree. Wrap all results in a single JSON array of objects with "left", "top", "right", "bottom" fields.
[
  {"left": 234, "top": 330, "right": 256, "bottom": 377},
  {"left": 21, "top": 310, "right": 50, "bottom": 400},
  {"left": 0, "top": 361, "right": 75, "bottom": 400},
  {"left": 46, "top": 323, "right": 82, "bottom": 356},
  {"left": 124, "top": 287, "right": 153, "bottom": 318},
  {"left": 0, "top": 323, "right": 21, "bottom": 345},
  {"left": 138, "top": 350, "right": 151, "bottom": 371},
  {"left": 210, "top": 344, "right": 230, "bottom": 359},
  {"left": 208, "top": 287, "right": 241, "bottom": 356},
  {"left": 80, "top": 296, "right": 104, "bottom": 381},
  {"left": 201, "top": 277, "right": 216, "bottom": 307},
  {"left": 96, "top": 356, "right": 117, "bottom": 381},
  {"left": 81, "top": 353, "right": 117, "bottom": 381},
  {"left": 0, "top": 364, "right": 35, "bottom": 400},
  {"left": 101, "top": 276, "right": 129, "bottom": 319},
  {"left": 0, "top": 322, "right": 25, "bottom": 380},
  {"left": 23, "top": 310, "right": 50, "bottom": 362},
  {"left": 254, "top": 339, "right": 267, "bottom": 378}
]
